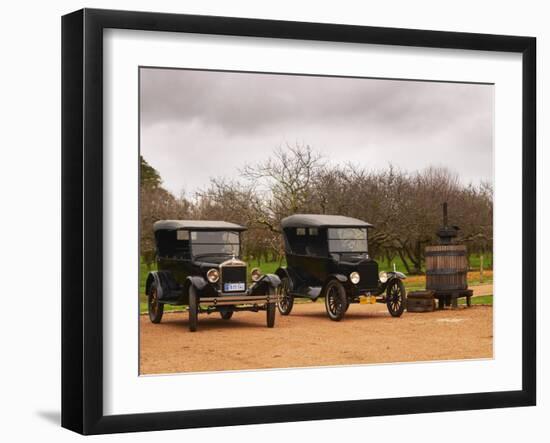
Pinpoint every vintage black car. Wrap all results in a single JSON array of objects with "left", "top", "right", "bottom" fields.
[
  {"left": 275, "top": 214, "right": 407, "bottom": 321},
  {"left": 146, "top": 220, "right": 280, "bottom": 331}
]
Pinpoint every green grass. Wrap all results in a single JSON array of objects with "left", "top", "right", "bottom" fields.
[
  {"left": 468, "top": 253, "right": 493, "bottom": 270},
  {"left": 246, "top": 258, "right": 285, "bottom": 275},
  {"left": 459, "top": 295, "right": 493, "bottom": 306},
  {"left": 373, "top": 256, "right": 412, "bottom": 274}
]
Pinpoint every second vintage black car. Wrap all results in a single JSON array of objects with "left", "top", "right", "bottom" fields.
[
  {"left": 275, "top": 214, "right": 407, "bottom": 321},
  {"left": 145, "top": 220, "right": 280, "bottom": 331}
]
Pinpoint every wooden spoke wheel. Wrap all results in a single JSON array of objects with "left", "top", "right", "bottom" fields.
[
  {"left": 276, "top": 277, "right": 294, "bottom": 316},
  {"left": 324, "top": 280, "right": 347, "bottom": 321},
  {"left": 147, "top": 283, "right": 164, "bottom": 324},
  {"left": 386, "top": 279, "right": 406, "bottom": 317}
]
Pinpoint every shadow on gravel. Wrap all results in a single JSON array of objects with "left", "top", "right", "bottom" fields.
[{"left": 147, "top": 313, "right": 272, "bottom": 331}]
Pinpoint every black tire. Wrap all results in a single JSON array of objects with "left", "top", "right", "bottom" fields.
[
  {"left": 220, "top": 310, "right": 233, "bottom": 320},
  {"left": 266, "top": 302, "right": 276, "bottom": 328},
  {"left": 276, "top": 277, "right": 294, "bottom": 315},
  {"left": 386, "top": 279, "right": 406, "bottom": 317},
  {"left": 148, "top": 283, "right": 164, "bottom": 324},
  {"left": 188, "top": 286, "right": 198, "bottom": 332},
  {"left": 324, "top": 280, "right": 347, "bottom": 321},
  {"left": 343, "top": 297, "right": 350, "bottom": 313}
]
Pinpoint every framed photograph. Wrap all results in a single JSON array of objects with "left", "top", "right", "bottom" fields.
[{"left": 61, "top": 8, "right": 536, "bottom": 435}]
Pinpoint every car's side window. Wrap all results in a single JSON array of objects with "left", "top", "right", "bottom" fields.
[
  {"left": 283, "top": 228, "right": 306, "bottom": 254},
  {"left": 305, "top": 228, "right": 327, "bottom": 257},
  {"left": 156, "top": 230, "right": 191, "bottom": 259},
  {"left": 284, "top": 227, "right": 328, "bottom": 256},
  {"left": 177, "top": 230, "right": 189, "bottom": 240}
]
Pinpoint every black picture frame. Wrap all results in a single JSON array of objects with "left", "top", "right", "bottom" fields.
[{"left": 61, "top": 8, "right": 536, "bottom": 435}]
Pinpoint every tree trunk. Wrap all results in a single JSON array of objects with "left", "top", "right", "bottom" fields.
[
  {"left": 404, "top": 244, "right": 422, "bottom": 275},
  {"left": 480, "top": 253, "right": 484, "bottom": 283},
  {"left": 397, "top": 250, "right": 412, "bottom": 274}
]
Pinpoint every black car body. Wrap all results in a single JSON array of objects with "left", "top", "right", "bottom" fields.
[
  {"left": 275, "top": 214, "right": 407, "bottom": 321},
  {"left": 146, "top": 220, "right": 280, "bottom": 331}
]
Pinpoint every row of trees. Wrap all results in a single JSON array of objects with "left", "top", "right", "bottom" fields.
[{"left": 140, "top": 145, "right": 493, "bottom": 274}]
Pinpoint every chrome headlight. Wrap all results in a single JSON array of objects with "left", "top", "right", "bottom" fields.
[
  {"left": 207, "top": 268, "right": 220, "bottom": 283},
  {"left": 250, "top": 267, "right": 262, "bottom": 282},
  {"left": 379, "top": 271, "right": 388, "bottom": 283},
  {"left": 349, "top": 271, "right": 360, "bottom": 285}
]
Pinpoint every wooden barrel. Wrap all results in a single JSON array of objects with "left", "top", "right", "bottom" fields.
[{"left": 425, "top": 245, "right": 468, "bottom": 291}]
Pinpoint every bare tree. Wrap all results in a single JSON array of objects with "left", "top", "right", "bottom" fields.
[
  {"left": 242, "top": 143, "right": 324, "bottom": 224},
  {"left": 140, "top": 147, "right": 493, "bottom": 275},
  {"left": 140, "top": 185, "right": 192, "bottom": 268}
]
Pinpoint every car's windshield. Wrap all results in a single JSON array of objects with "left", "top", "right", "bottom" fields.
[
  {"left": 328, "top": 228, "right": 367, "bottom": 253},
  {"left": 191, "top": 231, "right": 240, "bottom": 257}
]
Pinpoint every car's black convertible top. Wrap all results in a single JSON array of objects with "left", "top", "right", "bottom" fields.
[
  {"left": 153, "top": 220, "right": 247, "bottom": 232},
  {"left": 281, "top": 214, "right": 374, "bottom": 229}
]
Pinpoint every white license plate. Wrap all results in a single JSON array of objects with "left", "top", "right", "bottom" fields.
[{"left": 224, "top": 282, "right": 245, "bottom": 292}]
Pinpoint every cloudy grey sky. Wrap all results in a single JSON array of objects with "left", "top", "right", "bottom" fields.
[{"left": 140, "top": 68, "right": 493, "bottom": 196}]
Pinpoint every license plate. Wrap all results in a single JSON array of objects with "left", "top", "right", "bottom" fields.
[
  {"left": 359, "top": 295, "right": 376, "bottom": 305},
  {"left": 224, "top": 282, "right": 245, "bottom": 292}
]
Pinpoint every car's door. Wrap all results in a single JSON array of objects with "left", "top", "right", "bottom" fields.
[
  {"left": 155, "top": 229, "right": 192, "bottom": 301},
  {"left": 286, "top": 227, "right": 329, "bottom": 288},
  {"left": 303, "top": 227, "right": 331, "bottom": 284}
]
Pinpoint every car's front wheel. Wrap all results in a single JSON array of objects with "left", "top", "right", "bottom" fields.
[
  {"left": 324, "top": 280, "right": 347, "bottom": 321},
  {"left": 188, "top": 286, "right": 199, "bottom": 332},
  {"left": 277, "top": 277, "right": 294, "bottom": 315},
  {"left": 148, "top": 283, "right": 164, "bottom": 324},
  {"left": 386, "top": 279, "right": 406, "bottom": 317}
]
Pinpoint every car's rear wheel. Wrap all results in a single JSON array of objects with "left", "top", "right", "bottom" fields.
[
  {"left": 277, "top": 277, "right": 294, "bottom": 315},
  {"left": 188, "top": 286, "right": 198, "bottom": 332},
  {"left": 266, "top": 302, "right": 276, "bottom": 328},
  {"left": 148, "top": 283, "right": 164, "bottom": 324},
  {"left": 220, "top": 310, "right": 233, "bottom": 320},
  {"left": 386, "top": 279, "right": 406, "bottom": 317},
  {"left": 324, "top": 280, "right": 347, "bottom": 321}
]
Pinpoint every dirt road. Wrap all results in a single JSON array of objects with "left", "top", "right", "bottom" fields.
[
  {"left": 140, "top": 302, "right": 493, "bottom": 375},
  {"left": 471, "top": 284, "right": 493, "bottom": 296}
]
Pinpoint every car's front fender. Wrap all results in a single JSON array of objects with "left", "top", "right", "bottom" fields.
[
  {"left": 146, "top": 270, "right": 179, "bottom": 300},
  {"left": 186, "top": 275, "right": 208, "bottom": 291},
  {"left": 276, "top": 266, "right": 306, "bottom": 289},
  {"left": 327, "top": 273, "right": 348, "bottom": 284},
  {"left": 249, "top": 273, "right": 281, "bottom": 294},
  {"left": 259, "top": 273, "right": 281, "bottom": 287},
  {"left": 378, "top": 271, "right": 406, "bottom": 292},
  {"left": 388, "top": 271, "right": 406, "bottom": 280}
]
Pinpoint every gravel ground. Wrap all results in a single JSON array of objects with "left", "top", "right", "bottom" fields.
[{"left": 140, "top": 301, "right": 493, "bottom": 375}]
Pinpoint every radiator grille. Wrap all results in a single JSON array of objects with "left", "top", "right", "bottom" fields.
[
  {"left": 220, "top": 266, "right": 247, "bottom": 292},
  {"left": 357, "top": 261, "right": 379, "bottom": 289}
]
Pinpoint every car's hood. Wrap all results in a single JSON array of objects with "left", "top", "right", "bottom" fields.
[{"left": 334, "top": 253, "right": 370, "bottom": 265}]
